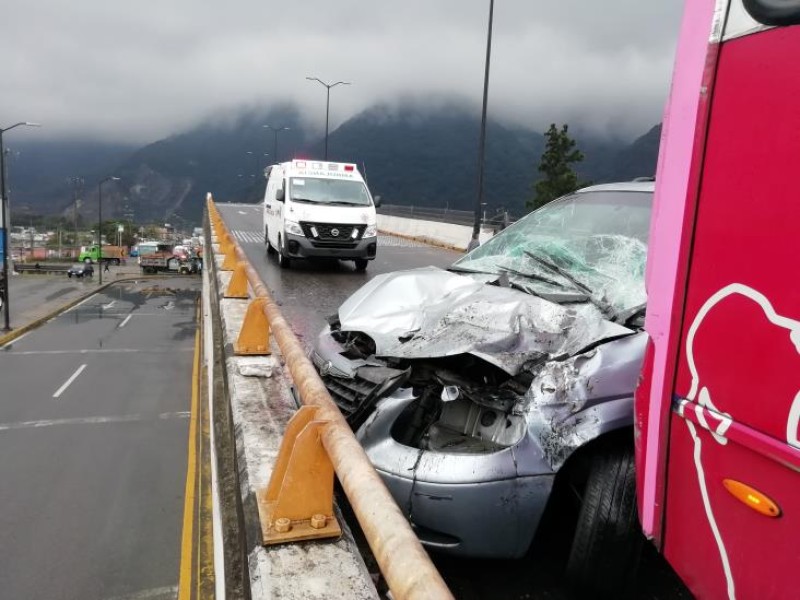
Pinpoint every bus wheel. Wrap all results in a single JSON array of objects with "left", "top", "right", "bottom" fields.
[
  {"left": 566, "top": 444, "right": 643, "bottom": 598},
  {"left": 277, "top": 236, "right": 291, "bottom": 269}
]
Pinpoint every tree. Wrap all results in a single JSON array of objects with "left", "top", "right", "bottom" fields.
[{"left": 528, "top": 124, "right": 585, "bottom": 211}]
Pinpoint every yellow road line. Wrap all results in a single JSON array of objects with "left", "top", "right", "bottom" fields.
[{"left": 178, "top": 327, "right": 201, "bottom": 600}]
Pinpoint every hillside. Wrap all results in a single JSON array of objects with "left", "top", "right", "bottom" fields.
[{"left": 7, "top": 104, "right": 661, "bottom": 225}]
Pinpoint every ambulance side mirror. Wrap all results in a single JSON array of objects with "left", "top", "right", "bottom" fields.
[
  {"left": 276, "top": 189, "right": 285, "bottom": 202},
  {"left": 373, "top": 195, "right": 382, "bottom": 208}
]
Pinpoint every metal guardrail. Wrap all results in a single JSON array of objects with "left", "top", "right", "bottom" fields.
[
  {"left": 378, "top": 203, "right": 517, "bottom": 229},
  {"left": 207, "top": 197, "right": 453, "bottom": 600},
  {"left": 14, "top": 263, "right": 71, "bottom": 274}
]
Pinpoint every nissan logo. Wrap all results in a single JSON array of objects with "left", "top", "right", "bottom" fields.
[{"left": 331, "top": 228, "right": 340, "bottom": 237}]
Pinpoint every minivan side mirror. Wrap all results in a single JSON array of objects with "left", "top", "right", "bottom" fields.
[
  {"left": 276, "top": 189, "right": 285, "bottom": 202},
  {"left": 373, "top": 195, "right": 382, "bottom": 208}
]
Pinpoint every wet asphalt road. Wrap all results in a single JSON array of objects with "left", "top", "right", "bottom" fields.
[
  {"left": 218, "top": 202, "right": 460, "bottom": 350},
  {"left": 0, "top": 279, "right": 199, "bottom": 600},
  {"left": 217, "top": 202, "right": 691, "bottom": 600}
]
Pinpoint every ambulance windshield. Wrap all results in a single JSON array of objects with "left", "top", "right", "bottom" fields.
[{"left": 289, "top": 178, "right": 372, "bottom": 206}]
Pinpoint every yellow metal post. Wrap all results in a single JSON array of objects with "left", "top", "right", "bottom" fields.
[
  {"left": 257, "top": 406, "right": 341, "bottom": 544},
  {"left": 234, "top": 297, "right": 271, "bottom": 355},
  {"left": 224, "top": 262, "right": 249, "bottom": 299}
]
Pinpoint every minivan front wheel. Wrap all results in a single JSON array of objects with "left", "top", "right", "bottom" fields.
[
  {"left": 566, "top": 444, "right": 643, "bottom": 598},
  {"left": 265, "top": 228, "right": 275, "bottom": 254},
  {"left": 277, "top": 236, "right": 291, "bottom": 269}
]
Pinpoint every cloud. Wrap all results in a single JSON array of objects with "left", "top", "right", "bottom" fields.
[{"left": 0, "top": 0, "right": 682, "bottom": 144}]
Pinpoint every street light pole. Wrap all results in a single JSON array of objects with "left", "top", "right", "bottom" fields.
[
  {"left": 305, "top": 77, "right": 350, "bottom": 160},
  {"left": 1, "top": 121, "right": 41, "bottom": 331},
  {"left": 474, "top": 0, "right": 495, "bottom": 238},
  {"left": 263, "top": 125, "right": 290, "bottom": 163},
  {"left": 69, "top": 176, "right": 84, "bottom": 257},
  {"left": 97, "top": 176, "right": 120, "bottom": 286}
]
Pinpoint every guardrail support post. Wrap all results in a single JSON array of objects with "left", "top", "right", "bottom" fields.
[
  {"left": 257, "top": 405, "right": 341, "bottom": 545},
  {"left": 224, "top": 262, "right": 249, "bottom": 299},
  {"left": 221, "top": 242, "right": 237, "bottom": 271},
  {"left": 234, "top": 297, "right": 271, "bottom": 355}
]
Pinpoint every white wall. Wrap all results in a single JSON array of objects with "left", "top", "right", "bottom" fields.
[{"left": 377, "top": 214, "right": 494, "bottom": 251}]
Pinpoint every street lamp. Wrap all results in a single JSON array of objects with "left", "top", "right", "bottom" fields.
[
  {"left": 245, "top": 150, "right": 269, "bottom": 178},
  {"left": 1, "top": 121, "right": 41, "bottom": 331},
  {"left": 97, "top": 176, "right": 120, "bottom": 286},
  {"left": 305, "top": 77, "right": 350, "bottom": 160},
  {"left": 474, "top": 0, "right": 495, "bottom": 238},
  {"left": 263, "top": 125, "right": 290, "bottom": 163},
  {"left": 68, "top": 176, "right": 84, "bottom": 257}
]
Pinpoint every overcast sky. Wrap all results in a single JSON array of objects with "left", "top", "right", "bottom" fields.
[{"left": 1, "top": 1, "right": 683, "bottom": 145}]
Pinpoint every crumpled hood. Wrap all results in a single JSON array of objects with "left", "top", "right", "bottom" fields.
[{"left": 337, "top": 266, "right": 633, "bottom": 375}]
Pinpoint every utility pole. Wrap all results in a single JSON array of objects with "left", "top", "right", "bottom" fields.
[{"left": 473, "top": 0, "right": 495, "bottom": 238}]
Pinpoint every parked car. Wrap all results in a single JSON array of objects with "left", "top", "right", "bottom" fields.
[
  {"left": 312, "top": 181, "right": 654, "bottom": 589},
  {"left": 67, "top": 263, "right": 94, "bottom": 278}
]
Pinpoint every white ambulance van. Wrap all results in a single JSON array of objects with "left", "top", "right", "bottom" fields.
[{"left": 262, "top": 160, "right": 379, "bottom": 270}]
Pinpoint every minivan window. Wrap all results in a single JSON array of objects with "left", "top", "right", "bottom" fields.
[{"left": 289, "top": 177, "right": 372, "bottom": 206}]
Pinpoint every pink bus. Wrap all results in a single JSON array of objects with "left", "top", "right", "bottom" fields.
[{"left": 635, "top": 1, "right": 800, "bottom": 598}]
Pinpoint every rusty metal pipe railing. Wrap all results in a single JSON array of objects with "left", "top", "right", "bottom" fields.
[{"left": 207, "top": 199, "right": 454, "bottom": 600}]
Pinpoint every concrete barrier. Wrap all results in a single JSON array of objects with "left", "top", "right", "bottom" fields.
[{"left": 377, "top": 213, "right": 494, "bottom": 251}]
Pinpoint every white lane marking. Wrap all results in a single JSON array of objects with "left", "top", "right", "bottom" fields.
[
  {"left": 0, "top": 329, "right": 33, "bottom": 349},
  {"left": 6, "top": 348, "right": 194, "bottom": 356},
  {"left": 118, "top": 314, "right": 133, "bottom": 328},
  {"left": 63, "top": 294, "right": 97, "bottom": 314},
  {"left": 103, "top": 584, "right": 178, "bottom": 600},
  {"left": 53, "top": 364, "right": 88, "bottom": 398},
  {"left": 238, "top": 210, "right": 247, "bottom": 215},
  {"left": 102, "top": 301, "right": 116, "bottom": 310},
  {"left": 0, "top": 412, "right": 190, "bottom": 433}
]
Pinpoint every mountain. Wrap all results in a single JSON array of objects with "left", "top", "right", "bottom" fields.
[
  {"left": 5, "top": 139, "right": 135, "bottom": 218},
  {"left": 6, "top": 103, "right": 661, "bottom": 225}
]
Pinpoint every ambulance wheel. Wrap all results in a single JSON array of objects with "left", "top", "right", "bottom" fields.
[
  {"left": 354, "top": 259, "right": 368, "bottom": 271},
  {"left": 277, "top": 236, "right": 291, "bottom": 269},
  {"left": 566, "top": 443, "right": 643, "bottom": 598}
]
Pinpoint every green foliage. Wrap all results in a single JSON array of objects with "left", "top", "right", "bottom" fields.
[
  {"left": 98, "top": 220, "right": 136, "bottom": 247},
  {"left": 528, "top": 124, "right": 585, "bottom": 211}
]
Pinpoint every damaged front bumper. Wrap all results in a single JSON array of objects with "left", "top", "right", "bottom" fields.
[
  {"left": 312, "top": 320, "right": 647, "bottom": 559},
  {"left": 357, "top": 393, "right": 556, "bottom": 559}
]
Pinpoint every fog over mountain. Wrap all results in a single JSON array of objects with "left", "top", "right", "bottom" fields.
[
  {"left": 7, "top": 102, "right": 660, "bottom": 226},
  {"left": 1, "top": 1, "right": 682, "bottom": 144}
]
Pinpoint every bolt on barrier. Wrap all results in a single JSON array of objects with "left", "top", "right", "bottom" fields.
[{"left": 207, "top": 197, "right": 454, "bottom": 600}]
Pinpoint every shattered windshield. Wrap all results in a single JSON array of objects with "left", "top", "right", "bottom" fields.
[{"left": 453, "top": 189, "right": 653, "bottom": 314}]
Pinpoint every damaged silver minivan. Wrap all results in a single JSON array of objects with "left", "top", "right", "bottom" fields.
[{"left": 312, "top": 181, "right": 653, "bottom": 590}]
